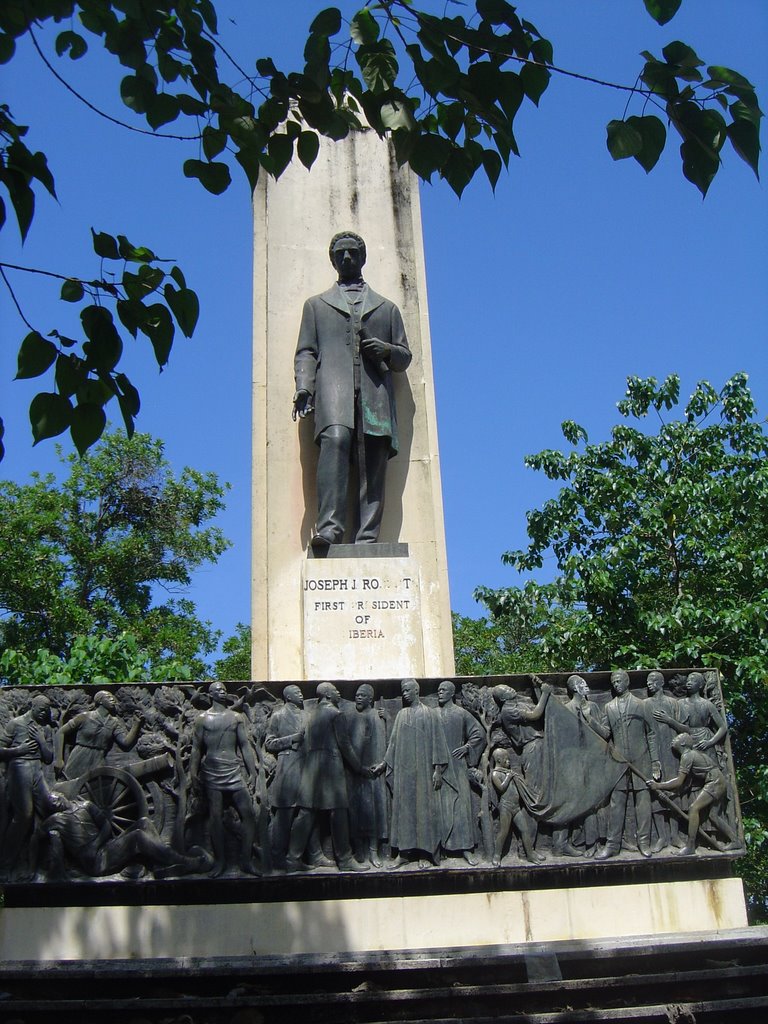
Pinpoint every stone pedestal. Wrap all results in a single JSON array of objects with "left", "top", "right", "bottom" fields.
[
  {"left": 251, "top": 129, "right": 454, "bottom": 681},
  {"left": 303, "top": 550, "right": 425, "bottom": 678}
]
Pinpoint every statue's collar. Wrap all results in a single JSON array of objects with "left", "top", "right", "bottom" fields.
[{"left": 321, "top": 282, "right": 386, "bottom": 318}]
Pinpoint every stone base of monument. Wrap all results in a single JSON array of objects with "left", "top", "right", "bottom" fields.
[
  {"left": 0, "top": 926, "right": 766, "bottom": 1022},
  {"left": 0, "top": 872, "right": 748, "bottom": 960}
]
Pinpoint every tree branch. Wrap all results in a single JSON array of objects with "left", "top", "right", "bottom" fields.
[
  {"left": 0, "top": 266, "right": 35, "bottom": 332},
  {"left": 29, "top": 26, "right": 201, "bottom": 142}
]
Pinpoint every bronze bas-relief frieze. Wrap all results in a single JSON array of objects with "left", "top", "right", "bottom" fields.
[{"left": 0, "top": 670, "right": 743, "bottom": 884}]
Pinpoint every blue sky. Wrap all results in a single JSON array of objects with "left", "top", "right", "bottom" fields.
[{"left": 2, "top": 2, "right": 766, "bottom": 661}]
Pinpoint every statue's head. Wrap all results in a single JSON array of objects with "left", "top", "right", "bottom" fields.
[
  {"left": 30, "top": 695, "right": 51, "bottom": 723},
  {"left": 283, "top": 685, "right": 304, "bottom": 708},
  {"left": 317, "top": 681, "right": 341, "bottom": 705},
  {"left": 355, "top": 683, "right": 374, "bottom": 711},
  {"left": 492, "top": 747, "right": 510, "bottom": 768},
  {"left": 672, "top": 732, "right": 694, "bottom": 756},
  {"left": 329, "top": 231, "right": 366, "bottom": 279},
  {"left": 208, "top": 681, "right": 228, "bottom": 704},
  {"left": 401, "top": 678, "right": 420, "bottom": 705},
  {"left": 437, "top": 680, "right": 455, "bottom": 706},
  {"left": 566, "top": 674, "right": 589, "bottom": 697},
  {"left": 94, "top": 690, "right": 117, "bottom": 713},
  {"left": 646, "top": 671, "right": 665, "bottom": 695},
  {"left": 686, "top": 672, "right": 706, "bottom": 695},
  {"left": 492, "top": 684, "right": 516, "bottom": 705},
  {"left": 610, "top": 670, "right": 630, "bottom": 695}
]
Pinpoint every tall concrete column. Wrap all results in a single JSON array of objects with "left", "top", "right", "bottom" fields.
[{"left": 251, "top": 128, "right": 454, "bottom": 680}]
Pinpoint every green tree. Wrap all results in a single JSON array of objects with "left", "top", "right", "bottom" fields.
[
  {"left": 1, "top": 1, "right": 761, "bottom": 458},
  {"left": 452, "top": 611, "right": 542, "bottom": 676},
  {"left": 474, "top": 372, "right": 768, "bottom": 919},
  {"left": 0, "top": 430, "right": 229, "bottom": 675},
  {"left": 0, "top": 631, "right": 194, "bottom": 686},
  {"left": 213, "top": 621, "right": 252, "bottom": 681}
]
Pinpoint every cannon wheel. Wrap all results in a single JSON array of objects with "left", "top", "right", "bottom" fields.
[{"left": 76, "top": 767, "right": 148, "bottom": 838}]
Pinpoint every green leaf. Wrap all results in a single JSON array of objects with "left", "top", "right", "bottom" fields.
[
  {"left": 80, "top": 307, "right": 123, "bottom": 371},
  {"left": 2, "top": 168, "right": 34, "bottom": 240},
  {"left": 140, "top": 303, "right": 175, "bottom": 367},
  {"left": 309, "top": 8, "right": 342, "bottom": 36},
  {"left": 680, "top": 138, "right": 719, "bottom": 197},
  {"left": 76, "top": 378, "right": 114, "bottom": 407},
  {"left": 626, "top": 115, "right": 666, "bottom": 172},
  {"left": 202, "top": 126, "right": 227, "bottom": 160},
  {"left": 176, "top": 93, "right": 209, "bottom": 116},
  {"left": 265, "top": 133, "right": 294, "bottom": 177},
  {"left": 170, "top": 266, "right": 187, "bottom": 289},
  {"left": 357, "top": 41, "right": 398, "bottom": 94},
  {"left": 530, "top": 38, "right": 554, "bottom": 66},
  {"left": 115, "top": 373, "right": 141, "bottom": 416},
  {"left": 55, "top": 30, "right": 87, "bottom": 59},
  {"left": 707, "top": 66, "right": 756, "bottom": 92},
  {"left": 15, "top": 331, "right": 57, "bottom": 380},
  {"left": 482, "top": 149, "right": 502, "bottom": 190},
  {"left": 477, "top": 0, "right": 517, "bottom": 25},
  {"left": 520, "top": 62, "right": 550, "bottom": 106},
  {"left": 642, "top": 0, "right": 682, "bottom": 25},
  {"left": 409, "top": 133, "right": 452, "bottom": 181},
  {"left": 6, "top": 141, "right": 57, "bottom": 197},
  {"left": 198, "top": 0, "right": 218, "bottom": 33},
  {"left": 70, "top": 403, "right": 107, "bottom": 456},
  {"left": 146, "top": 92, "right": 180, "bottom": 129},
  {"left": 91, "top": 229, "right": 120, "bottom": 260},
  {"left": 380, "top": 96, "right": 416, "bottom": 132},
  {"left": 164, "top": 284, "right": 199, "bottom": 337},
  {"left": 117, "top": 236, "right": 156, "bottom": 262},
  {"left": 60, "top": 278, "right": 85, "bottom": 302},
  {"left": 662, "top": 41, "right": 703, "bottom": 71},
  {"left": 120, "top": 74, "right": 156, "bottom": 115},
  {"left": 297, "top": 130, "right": 320, "bottom": 169},
  {"left": 234, "top": 146, "right": 261, "bottom": 191},
  {"left": 0, "top": 32, "right": 16, "bottom": 64},
  {"left": 497, "top": 72, "right": 524, "bottom": 122},
  {"left": 55, "top": 354, "right": 88, "bottom": 397},
  {"left": 350, "top": 9, "right": 380, "bottom": 45},
  {"left": 437, "top": 101, "right": 464, "bottom": 141},
  {"left": 30, "top": 392, "right": 72, "bottom": 444},
  {"left": 606, "top": 119, "right": 643, "bottom": 161},
  {"left": 183, "top": 159, "right": 232, "bottom": 195},
  {"left": 726, "top": 119, "right": 761, "bottom": 179}
]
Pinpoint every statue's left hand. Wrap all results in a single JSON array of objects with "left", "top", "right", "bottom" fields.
[{"left": 292, "top": 390, "right": 314, "bottom": 420}]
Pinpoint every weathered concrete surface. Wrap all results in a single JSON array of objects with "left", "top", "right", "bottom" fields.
[{"left": 0, "top": 877, "right": 747, "bottom": 960}]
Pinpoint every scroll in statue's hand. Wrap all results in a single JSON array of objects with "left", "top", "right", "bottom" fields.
[{"left": 360, "top": 337, "right": 390, "bottom": 366}]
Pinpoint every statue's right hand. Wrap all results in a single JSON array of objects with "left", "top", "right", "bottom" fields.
[{"left": 292, "top": 390, "right": 314, "bottom": 420}]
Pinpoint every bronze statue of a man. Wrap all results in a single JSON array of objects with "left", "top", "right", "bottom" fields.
[{"left": 293, "top": 231, "right": 412, "bottom": 549}]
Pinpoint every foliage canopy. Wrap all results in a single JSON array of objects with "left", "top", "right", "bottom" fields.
[
  {"left": 0, "top": 430, "right": 230, "bottom": 676},
  {"left": 0, "top": 1, "right": 762, "bottom": 457}
]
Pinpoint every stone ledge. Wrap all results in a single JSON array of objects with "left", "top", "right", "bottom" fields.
[{"left": 0, "top": 878, "right": 748, "bottom": 961}]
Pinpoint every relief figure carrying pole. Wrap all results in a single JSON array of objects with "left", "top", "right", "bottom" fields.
[{"left": 293, "top": 232, "right": 412, "bottom": 548}]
